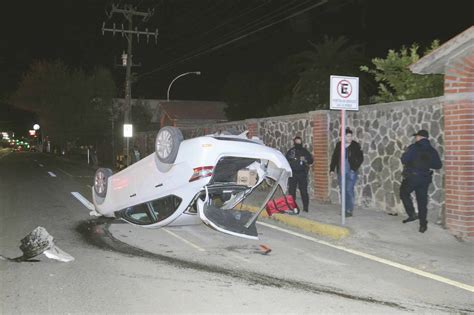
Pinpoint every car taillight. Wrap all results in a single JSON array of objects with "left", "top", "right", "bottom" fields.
[{"left": 189, "top": 166, "right": 214, "bottom": 182}]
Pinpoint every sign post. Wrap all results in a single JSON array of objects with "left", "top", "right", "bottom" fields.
[{"left": 330, "top": 75, "right": 359, "bottom": 225}]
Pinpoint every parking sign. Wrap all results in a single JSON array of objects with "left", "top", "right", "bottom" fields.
[{"left": 330, "top": 75, "right": 359, "bottom": 111}]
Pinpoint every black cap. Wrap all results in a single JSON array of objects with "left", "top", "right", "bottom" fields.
[{"left": 412, "top": 130, "right": 429, "bottom": 138}]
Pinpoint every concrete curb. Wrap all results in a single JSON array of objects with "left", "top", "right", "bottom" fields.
[
  {"left": 262, "top": 212, "right": 350, "bottom": 240},
  {"left": 267, "top": 213, "right": 350, "bottom": 240},
  {"left": 243, "top": 206, "right": 350, "bottom": 240}
]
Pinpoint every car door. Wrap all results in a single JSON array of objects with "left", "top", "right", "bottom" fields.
[{"left": 197, "top": 173, "right": 283, "bottom": 239}]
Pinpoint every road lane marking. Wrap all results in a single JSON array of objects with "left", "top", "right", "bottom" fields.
[
  {"left": 71, "top": 192, "right": 95, "bottom": 211},
  {"left": 58, "top": 168, "right": 73, "bottom": 177},
  {"left": 39, "top": 163, "right": 44, "bottom": 167},
  {"left": 162, "top": 228, "right": 206, "bottom": 252},
  {"left": 257, "top": 221, "right": 474, "bottom": 293},
  {"left": 48, "top": 171, "right": 57, "bottom": 177}
]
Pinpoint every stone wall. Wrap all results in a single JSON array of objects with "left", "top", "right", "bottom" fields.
[
  {"left": 134, "top": 96, "right": 445, "bottom": 223},
  {"left": 328, "top": 97, "right": 445, "bottom": 222},
  {"left": 257, "top": 114, "right": 314, "bottom": 195},
  {"left": 134, "top": 121, "right": 251, "bottom": 156}
]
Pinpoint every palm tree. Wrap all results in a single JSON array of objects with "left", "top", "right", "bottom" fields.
[{"left": 269, "top": 36, "right": 367, "bottom": 115}]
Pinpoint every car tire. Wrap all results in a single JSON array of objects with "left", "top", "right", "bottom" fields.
[
  {"left": 155, "top": 126, "right": 183, "bottom": 164},
  {"left": 94, "top": 168, "right": 113, "bottom": 198}
]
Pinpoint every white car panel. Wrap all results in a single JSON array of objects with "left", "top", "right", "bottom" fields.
[{"left": 92, "top": 132, "right": 292, "bottom": 237}]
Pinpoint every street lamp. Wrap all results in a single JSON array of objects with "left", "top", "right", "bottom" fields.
[
  {"left": 167, "top": 71, "right": 201, "bottom": 101},
  {"left": 32, "top": 124, "right": 41, "bottom": 147}
]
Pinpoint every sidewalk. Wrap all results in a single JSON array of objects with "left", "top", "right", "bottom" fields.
[{"left": 268, "top": 197, "right": 474, "bottom": 287}]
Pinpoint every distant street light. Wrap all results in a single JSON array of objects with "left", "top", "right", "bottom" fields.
[
  {"left": 167, "top": 71, "right": 201, "bottom": 101},
  {"left": 33, "top": 124, "right": 40, "bottom": 130}
]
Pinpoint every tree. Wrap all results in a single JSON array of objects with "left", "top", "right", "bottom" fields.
[
  {"left": 10, "top": 60, "right": 116, "bottom": 146},
  {"left": 268, "top": 36, "right": 367, "bottom": 115},
  {"left": 131, "top": 98, "right": 153, "bottom": 132},
  {"left": 360, "top": 41, "right": 443, "bottom": 103}
]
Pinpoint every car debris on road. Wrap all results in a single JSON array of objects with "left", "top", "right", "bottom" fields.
[{"left": 0, "top": 226, "right": 74, "bottom": 263}]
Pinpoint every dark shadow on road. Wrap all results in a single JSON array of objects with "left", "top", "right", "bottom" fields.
[{"left": 74, "top": 218, "right": 434, "bottom": 312}]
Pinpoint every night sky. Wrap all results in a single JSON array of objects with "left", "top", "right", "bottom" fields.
[{"left": 1, "top": 0, "right": 473, "bottom": 133}]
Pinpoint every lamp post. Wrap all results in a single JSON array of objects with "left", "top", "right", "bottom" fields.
[
  {"left": 167, "top": 71, "right": 201, "bottom": 101},
  {"left": 32, "top": 124, "right": 41, "bottom": 150}
]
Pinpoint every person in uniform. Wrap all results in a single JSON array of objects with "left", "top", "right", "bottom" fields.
[
  {"left": 286, "top": 136, "right": 314, "bottom": 212},
  {"left": 400, "top": 129, "right": 442, "bottom": 233}
]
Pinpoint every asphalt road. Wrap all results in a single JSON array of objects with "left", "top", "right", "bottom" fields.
[{"left": 1, "top": 151, "right": 472, "bottom": 314}]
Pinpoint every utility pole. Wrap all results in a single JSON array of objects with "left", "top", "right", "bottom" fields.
[{"left": 102, "top": 4, "right": 158, "bottom": 166}]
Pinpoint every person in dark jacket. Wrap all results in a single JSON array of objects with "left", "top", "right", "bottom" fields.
[
  {"left": 400, "top": 129, "right": 442, "bottom": 233},
  {"left": 330, "top": 128, "right": 364, "bottom": 217},
  {"left": 286, "top": 136, "right": 314, "bottom": 212}
]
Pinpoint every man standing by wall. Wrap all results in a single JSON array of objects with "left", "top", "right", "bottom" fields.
[
  {"left": 286, "top": 136, "right": 313, "bottom": 212},
  {"left": 330, "top": 128, "right": 364, "bottom": 217},
  {"left": 400, "top": 129, "right": 442, "bottom": 233}
]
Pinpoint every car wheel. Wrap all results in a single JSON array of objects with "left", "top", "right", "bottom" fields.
[
  {"left": 94, "top": 168, "right": 113, "bottom": 198},
  {"left": 155, "top": 126, "right": 183, "bottom": 164}
]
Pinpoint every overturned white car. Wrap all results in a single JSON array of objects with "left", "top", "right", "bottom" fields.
[{"left": 92, "top": 127, "right": 292, "bottom": 239}]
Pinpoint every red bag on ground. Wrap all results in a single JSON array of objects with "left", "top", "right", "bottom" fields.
[{"left": 266, "top": 195, "right": 299, "bottom": 216}]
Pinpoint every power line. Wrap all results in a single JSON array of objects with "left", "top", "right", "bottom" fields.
[
  {"left": 146, "top": 0, "right": 317, "bottom": 71},
  {"left": 156, "top": 0, "right": 302, "bottom": 59},
  {"left": 138, "top": 0, "right": 328, "bottom": 80},
  {"left": 154, "top": 1, "right": 274, "bottom": 58},
  {"left": 192, "top": 0, "right": 311, "bottom": 52}
]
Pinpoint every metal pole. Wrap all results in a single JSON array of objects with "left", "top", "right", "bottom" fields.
[
  {"left": 102, "top": 4, "right": 158, "bottom": 168},
  {"left": 341, "top": 109, "right": 346, "bottom": 225},
  {"left": 127, "top": 137, "right": 130, "bottom": 166},
  {"left": 167, "top": 71, "right": 201, "bottom": 101},
  {"left": 124, "top": 15, "right": 133, "bottom": 167},
  {"left": 111, "top": 113, "right": 115, "bottom": 168}
]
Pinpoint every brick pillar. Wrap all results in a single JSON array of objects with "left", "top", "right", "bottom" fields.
[
  {"left": 312, "top": 112, "right": 330, "bottom": 202},
  {"left": 444, "top": 53, "right": 474, "bottom": 239}
]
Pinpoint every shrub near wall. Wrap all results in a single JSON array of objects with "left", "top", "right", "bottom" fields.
[{"left": 328, "top": 97, "right": 444, "bottom": 223}]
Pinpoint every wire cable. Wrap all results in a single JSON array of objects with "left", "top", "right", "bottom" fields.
[
  {"left": 138, "top": 0, "right": 328, "bottom": 79},
  {"left": 157, "top": 0, "right": 302, "bottom": 57}
]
